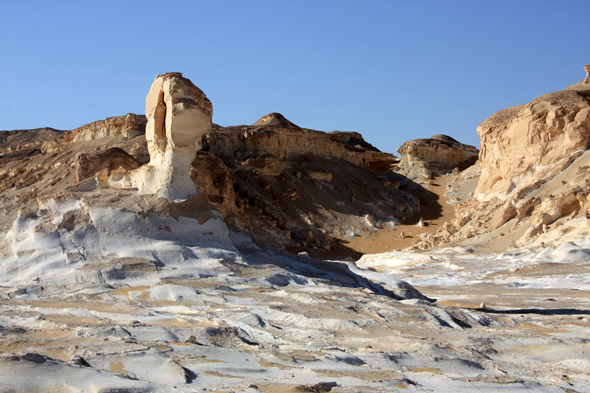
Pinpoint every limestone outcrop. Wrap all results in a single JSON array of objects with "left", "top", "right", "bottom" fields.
[
  {"left": 252, "top": 112, "right": 299, "bottom": 128},
  {"left": 65, "top": 114, "right": 146, "bottom": 142},
  {"left": 193, "top": 117, "right": 417, "bottom": 251},
  {"left": 134, "top": 72, "right": 213, "bottom": 200},
  {"left": 393, "top": 134, "right": 479, "bottom": 180},
  {"left": 203, "top": 120, "right": 397, "bottom": 174},
  {"left": 73, "top": 148, "right": 140, "bottom": 183},
  {"left": 475, "top": 90, "right": 590, "bottom": 197},
  {"left": 413, "top": 76, "right": 590, "bottom": 250}
]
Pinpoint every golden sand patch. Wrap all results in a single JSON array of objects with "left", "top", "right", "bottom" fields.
[
  {"left": 315, "top": 368, "right": 403, "bottom": 381},
  {"left": 109, "top": 360, "right": 130, "bottom": 375},
  {"left": 406, "top": 366, "right": 443, "bottom": 374},
  {"left": 513, "top": 322, "right": 568, "bottom": 336},
  {"left": 109, "top": 285, "right": 150, "bottom": 303}
]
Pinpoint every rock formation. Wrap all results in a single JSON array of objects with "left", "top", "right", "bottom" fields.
[
  {"left": 476, "top": 90, "right": 590, "bottom": 197},
  {"left": 413, "top": 72, "right": 590, "bottom": 250},
  {"left": 252, "top": 112, "right": 299, "bottom": 128},
  {"left": 193, "top": 114, "right": 416, "bottom": 251},
  {"left": 565, "top": 64, "right": 590, "bottom": 91},
  {"left": 134, "top": 72, "right": 213, "bottom": 200},
  {"left": 65, "top": 113, "right": 146, "bottom": 142},
  {"left": 394, "top": 134, "right": 479, "bottom": 180},
  {"left": 73, "top": 148, "right": 140, "bottom": 183}
]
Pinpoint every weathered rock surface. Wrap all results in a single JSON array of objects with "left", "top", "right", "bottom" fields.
[
  {"left": 414, "top": 77, "right": 590, "bottom": 250},
  {"left": 192, "top": 116, "right": 416, "bottom": 251},
  {"left": 65, "top": 113, "right": 146, "bottom": 142},
  {"left": 252, "top": 112, "right": 299, "bottom": 127},
  {"left": 135, "top": 72, "right": 213, "bottom": 200},
  {"left": 73, "top": 147, "right": 140, "bottom": 183},
  {"left": 476, "top": 90, "right": 590, "bottom": 196},
  {"left": 394, "top": 134, "right": 479, "bottom": 180},
  {"left": 2, "top": 71, "right": 590, "bottom": 393}
]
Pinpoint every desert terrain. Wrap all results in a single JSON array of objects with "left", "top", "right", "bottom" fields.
[{"left": 0, "top": 68, "right": 589, "bottom": 392}]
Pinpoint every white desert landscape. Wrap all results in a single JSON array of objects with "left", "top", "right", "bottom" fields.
[{"left": 0, "top": 67, "right": 589, "bottom": 392}]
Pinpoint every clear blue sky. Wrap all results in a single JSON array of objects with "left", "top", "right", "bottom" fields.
[{"left": 1, "top": 0, "right": 588, "bottom": 155}]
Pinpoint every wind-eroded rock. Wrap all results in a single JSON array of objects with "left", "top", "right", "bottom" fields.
[
  {"left": 413, "top": 75, "right": 590, "bottom": 250},
  {"left": 394, "top": 134, "right": 479, "bottom": 179},
  {"left": 73, "top": 148, "right": 140, "bottom": 183},
  {"left": 65, "top": 113, "right": 146, "bottom": 142},
  {"left": 134, "top": 72, "right": 213, "bottom": 200},
  {"left": 252, "top": 112, "right": 299, "bottom": 128},
  {"left": 193, "top": 116, "right": 417, "bottom": 250},
  {"left": 476, "top": 90, "right": 590, "bottom": 196}
]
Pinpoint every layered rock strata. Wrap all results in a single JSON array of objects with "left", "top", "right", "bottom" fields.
[
  {"left": 65, "top": 113, "right": 146, "bottom": 142},
  {"left": 193, "top": 115, "right": 416, "bottom": 251},
  {"left": 394, "top": 134, "right": 479, "bottom": 180}
]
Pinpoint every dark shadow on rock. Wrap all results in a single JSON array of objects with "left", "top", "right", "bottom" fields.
[{"left": 481, "top": 308, "right": 590, "bottom": 316}]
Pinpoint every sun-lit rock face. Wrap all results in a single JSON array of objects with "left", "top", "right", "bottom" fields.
[
  {"left": 135, "top": 72, "right": 213, "bottom": 200},
  {"left": 413, "top": 74, "right": 590, "bottom": 251},
  {"left": 476, "top": 90, "right": 590, "bottom": 197},
  {"left": 65, "top": 113, "right": 146, "bottom": 142},
  {"left": 394, "top": 134, "right": 479, "bottom": 179}
]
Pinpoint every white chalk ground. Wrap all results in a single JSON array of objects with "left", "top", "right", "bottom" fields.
[{"left": 0, "top": 197, "right": 589, "bottom": 392}]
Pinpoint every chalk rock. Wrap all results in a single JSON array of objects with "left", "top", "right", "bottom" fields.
[
  {"left": 414, "top": 69, "right": 590, "bottom": 250},
  {"left": 135, "top": 73, "right": 212, "bottom": 200},
  {"left": 394, "top": 134, "right": 479, "bottom": 179},
  {"left": 565, "top": 64, "right": 590, "bottom": 91}
]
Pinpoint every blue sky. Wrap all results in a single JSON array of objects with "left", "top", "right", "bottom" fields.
[{"left": 1, "top": 0, "right": 588, "bottom": 154}]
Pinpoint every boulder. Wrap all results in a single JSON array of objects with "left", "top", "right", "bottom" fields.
[
  {"left": 134, "top": 72, "right": 213, "bottom": 200},
  {"left": 394, "top": 134, "right": 479, "bottom": 179}
]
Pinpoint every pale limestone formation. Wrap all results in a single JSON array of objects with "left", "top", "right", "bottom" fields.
[
  {"left": 134, "top": 73, "right": 212, "bottom": 200},
  {"left": 476, "top": 90, "right": 590, "bottom": 198},
  {"left": 412, "top": 75, "right": 590, "bottom": 250}
]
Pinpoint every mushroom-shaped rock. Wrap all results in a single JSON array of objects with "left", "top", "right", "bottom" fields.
[{"left": 136, "top": 73, "right": 212, "bottom": 200}]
